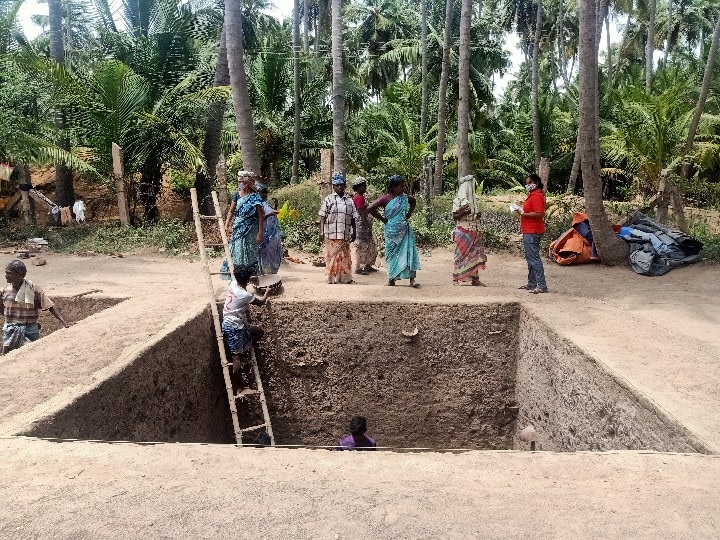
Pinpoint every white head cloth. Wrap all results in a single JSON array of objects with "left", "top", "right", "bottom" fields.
[{"left": 452, "top": 174, "right": 479, "bottom": 216}]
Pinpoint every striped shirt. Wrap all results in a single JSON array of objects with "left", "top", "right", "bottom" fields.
[
  {"left": 1, "top": 284, "right": 54, "bottom": 325},
  {"left": 319, "top": 193, "right": 358, "bottom": 240}
]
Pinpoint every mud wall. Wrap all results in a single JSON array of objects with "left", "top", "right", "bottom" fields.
[
  {"left": 253, "top": 301, "right": 520, "bottom": 449},
  {"left": 24, "top": 307, "right": 234, "bottom": 443},
  {"left": 514, "top": 308, "right": 708, "bottom": 453}
]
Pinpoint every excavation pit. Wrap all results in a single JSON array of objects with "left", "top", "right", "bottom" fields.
[
  {"left": 39, "top": 296, "right": 123, "bottom": 337},
  {"left": 21, "top": 301, "right": 709, "bottom": 453}
]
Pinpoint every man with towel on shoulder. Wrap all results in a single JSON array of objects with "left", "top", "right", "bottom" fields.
[{"left": 1, "top": 260, "right": 70, "bottom": 354}]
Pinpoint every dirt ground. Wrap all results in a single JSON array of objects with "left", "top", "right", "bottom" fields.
[{"left": 1, "top": 247, "right": 719, "bottom": 538}]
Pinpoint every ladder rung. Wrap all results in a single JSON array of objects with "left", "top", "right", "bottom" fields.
[
  {"left": 205, "top": 243, "right": 225, "bottom": 248},
  {"left": 199, "top": 214, "right": 220, "bottom": 220},
  {"left": 240, "top": 423, "right": 267, "bottom": 433},
  {"left": 210, "top": 271, "right": 231, "bottom": 276}
]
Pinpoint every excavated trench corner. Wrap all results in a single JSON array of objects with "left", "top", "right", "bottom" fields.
[
  {"left": 22, "top": 301, "right": 708, "bottom": 453},
  {"left": 39, "top": 296, "right": 123, "bottom": 338}
]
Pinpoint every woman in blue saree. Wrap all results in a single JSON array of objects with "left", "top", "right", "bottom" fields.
[
  {"left": 367, "top": 175, "right": 421, "bottom": 287},
  {"left": 221, "top": 171, "right": 264, "bottom": 278},
  {"left": 257, "top": 182, "right": 283, "bottom": 275}
]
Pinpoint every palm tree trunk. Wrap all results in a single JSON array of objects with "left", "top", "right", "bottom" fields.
[
  {"left": 433, "top": 0, "right": 454, "bottom": 195},
  {"left": 663, "top": 0, "right": 672, "bottom": 64},
  {"left": 567, "top": 0, "right": 607, "bottom": 193},
  {"left": 303, "top": 0, "right": 309, "bottom": 53},
  {"left": 605, "top": 15, "right": 612, "bottom": 80},
  {"left": 478, "top": 0, "right": 483, "bottom": 19},
  {"left": 331, "top": 0, "right": 346, "bottom": 172},
  {"left": 683, "top": 14, "right": 720, "bottom": 172},
  {"left": 455, "top": 0, "right": 472, "bottom": 180},
  {"left": 579, "top": 0, "right": 628, "bottom": 265},
  {"left": 316, "top": 0, "right": 326, "bottom": 59},
  {"left": 292, "top": 0, "right": 302, "bottom": 183},
  {"left": 225, "top": 0, "right": 261, "bottom": 174},
  {"left": 196, "top": 27, "right": 230, "bottom": 215},
  {"left": 457, "top": 0, "right": 472, "bottom": 179},
  {"left": 645, "top": 0, "right": 656, "bottom": 93},
  {"left": 48, "top": 0, "right": 74, "bottom": 210},
  {"left": 531, "top": 0, "right": 543, "bottom": 173},
  {"left": 557, "top": 0, "right": 570, "bottom": 88},
  {"left": 420, "top": 0, "right": 429, "bottom": 139}
]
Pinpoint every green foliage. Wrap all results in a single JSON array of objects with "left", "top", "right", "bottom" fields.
[
  {"left": 169, "top": 168, "right": 195, "bottom": 195},
  {"left": 271, "top": 181, "right": 322, "bottom": 253},
  {"left": 273, "top": 181, "right": 321, "bottom": 220},
  {"left": 690, "top": 219, "right": 720, "bottom": 262},
  {"left": 0, "top": 220, "right": 193, "bottom": 254}
]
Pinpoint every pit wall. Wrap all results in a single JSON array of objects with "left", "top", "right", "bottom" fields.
[
  {"left": 515, "top": 307, "right": 710, "bottom": 453},
  {"left": 23, "top": 307, "right": 234, "bottom": 443},
  {"left": 40, "top": 296, "right": 123, "bottom": 337},
  {"left": 254, "top": 301, "right": 520, "bottom": 449}
]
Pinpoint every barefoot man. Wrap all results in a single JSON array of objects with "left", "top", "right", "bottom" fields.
[{"left": 2, "top": 260, "right": 70, "bottom": 354}]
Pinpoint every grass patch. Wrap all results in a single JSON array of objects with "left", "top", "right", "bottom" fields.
[
  {"left": 0, "top": 220, "right": 194, "bottom": 255},
  {"left": 690, "top": 220, "right": 720, "bottom": 262}
]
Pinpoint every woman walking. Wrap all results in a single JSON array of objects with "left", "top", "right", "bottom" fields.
[
  {"left": 318, "top": 173, "right": 357, "bottom": 284},
  {"left": 351, "top": 177, "right": 378, "bottom": 275},
  {"left": 257, "top": 182, "right": 283, "bottom": 275},
  {"left": 222, "top": 171, "right": 264, "bottom": 277},
  {"left": 452, "top": 174, "right": 486, "bottom": 286},
  {"left": 513, "top": 173, "right": 548, "bottom": 294},
  {"left": 367, "top": 175, "right": 421, "bottom": 287}
]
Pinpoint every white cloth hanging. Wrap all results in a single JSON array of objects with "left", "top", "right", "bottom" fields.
[{"left": 73, "top": 200, "right": 86, "bottom": 222}]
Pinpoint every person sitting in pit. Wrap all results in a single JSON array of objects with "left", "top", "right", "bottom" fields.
[
  {"left": 2, "top": 259, "right": 70, "bottom": 354},
  {"left": 338, "top": 416, "right": 377, "bottom": 451},
  {"left": 221, "top": 264, "right": 270, "bottom": 399}
]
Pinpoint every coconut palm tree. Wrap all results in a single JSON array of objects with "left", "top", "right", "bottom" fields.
[
  {"left": 578, "top": 0, "right": 629, "bottom": 264},
  {"left": 683, "top": 10, "right": 720, "bottom": 162},
  {"left": 292, "top": 0, "right": 302, "bottom": 183},
  {"left": 456, "top": 0, "right": 472, "bottom": 179},
  {"left": 331, "top": 0, "right": 345, "bottom": 172},
  {"left": 419, "top": 0, "right": 429, "bottom": 138},
  {"left": 646, "top": 0, "right": 657, "bottom": 93},
  {"left": 196, "top": 26, "right": 230, "bottom": 215},
  {"left": 433, "top": 0, "right": 454, "bottom": 195},
  {"left": 531, "top": 0, "right": 542, "bottom": 172},
  {"left": 225, "top": 0, "right": 261, "bottom": 173},
  {"left": 48, "top": 0, "right": 75, "bottom": 209}
]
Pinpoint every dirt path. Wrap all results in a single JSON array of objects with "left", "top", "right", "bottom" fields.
[{"left": 1, "top": 438, "right": 719, "bottom": 539}]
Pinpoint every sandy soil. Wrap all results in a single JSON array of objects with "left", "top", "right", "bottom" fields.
[{"left": 0, "top": 248, "right": 719, "bottom": 537}]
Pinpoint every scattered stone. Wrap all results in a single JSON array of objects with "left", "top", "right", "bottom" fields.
[
  {"left": 519, "top": 425, "right": 537, "bottom": 443},
  {"left": 31, "top": 258, "right": 47, "bottom": 266}
]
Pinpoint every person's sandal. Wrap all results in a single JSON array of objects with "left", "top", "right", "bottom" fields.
[
  {"left": 530, "top": 287, "right": 548, "bottom": 294},
  {"left": 518, "top": 285, "right": 531, "bottom": 290}
]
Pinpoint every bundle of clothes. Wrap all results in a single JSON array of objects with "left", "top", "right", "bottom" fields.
[
  {"left": 619, "top": 212, "right": 703, "bottom": 276},
  {"left": 549, "top": 211, "right": 704, "bottom": 276}
]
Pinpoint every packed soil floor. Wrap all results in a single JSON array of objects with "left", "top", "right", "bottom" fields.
[{"left": 1, "top": 247, "right": 719, "bottom": 538}]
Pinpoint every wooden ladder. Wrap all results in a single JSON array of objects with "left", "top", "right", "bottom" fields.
[{"left": 190, "top": 188, "right": 275, "bottom": 447}]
